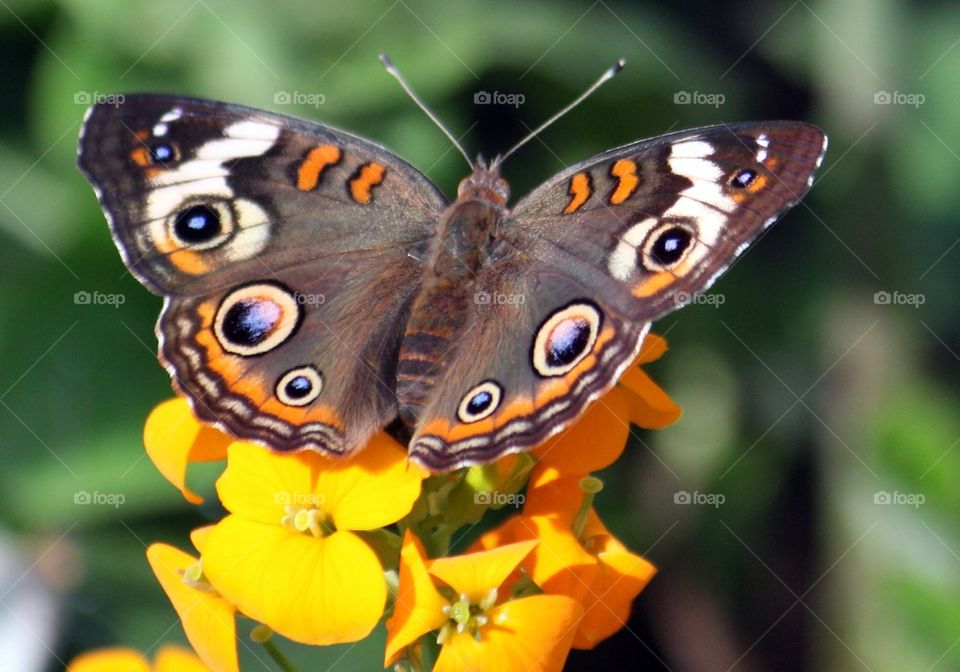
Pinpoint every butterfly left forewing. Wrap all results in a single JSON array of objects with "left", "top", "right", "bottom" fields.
[{"left": 407, "top": 121, "right": 826, "bottom": 471}]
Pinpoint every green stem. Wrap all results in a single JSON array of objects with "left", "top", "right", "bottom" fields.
[
  {"left": 572, "top": 476, "right": 604, "bottom": 539},
  {"left": 260, "top": 637, "right": 298, "bottom": 672}
]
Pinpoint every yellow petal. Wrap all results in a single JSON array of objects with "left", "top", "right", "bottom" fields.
[
  {"left": 618, "top": 368, "right": 682, "bottom": 429},
  {"left": 67, "top": 648, "right": 149, "bottom": 672},
  {"left": 155, "top": 645, "right": 213, "bottom": 672},
  {"left": 436, "top": 595, "right": 581, "bottom": 672},
  {"left": 534, "top": 389, "right": 630, "bottom": 476},
  {"left": 146, "top": 544, "right": 238, "bottom": 672},
  {"left": 144, "top": 398, "right": 230, "bottom": 504},
  {"left": 215, "top": 442, "right": 317, "bottom": 525},
  {"left": 384, "top": 531, "right": 449, "bottom": 666},
  {"left": 202, "top": 515, "right": 385, "bottom": 645},
  {"left": 190, "top": 525, "right": 216, "bottom": 554},
  {"left": 315, "top": 432, "right": 426, "bottom": 530},
  {"left": 574, "top": 510, "right": 657, "bottom": 649},
  {"left": 429, "top": 540, "right": 538, "bottom": 603}
]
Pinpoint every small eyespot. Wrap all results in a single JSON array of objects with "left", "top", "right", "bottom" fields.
[
  {"left": 149, "top": 142, "right": 178, "bottom": 164},
  {"left": 532, "top": 302, "right": 603, "bottom": 377},
  {"left": 640, "top": 223, "right": 696, "bottom": 272},
  {"left": 174, "top": 204, "right": 222, "bottom": 244},
  {"left": 457, "top": 381, "right": 503, "bottom": 423},
  {"left": 730, "top": 169, "right": 757, "bottom": 189},
  {"left": 214, "top": 283, "right": 302, "bottom": 357},
  {"left": 276, "top": 366, "right": 323, "bottom": 406}
]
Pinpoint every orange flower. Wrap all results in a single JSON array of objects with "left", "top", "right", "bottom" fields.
[
  {"left": 146, "top": 527, "right": 238, "bottom": 672},
  {"left": 68, "top": 645, "right": 210, "bottom": 672},
  {"left": 534, "top": 333, "right": 680, "bottom": 478},
  {"left": 386, "top": 532, "right": 582, "bottom": 671},
  {"left": 143, "top": 398, "right": 231, "bottom": 504},
  {"left": 476, "top": 475, "right": 656, "bottom": 649},
  {"left": 200, "top": 435, "right": 425, "bottom": 645}
]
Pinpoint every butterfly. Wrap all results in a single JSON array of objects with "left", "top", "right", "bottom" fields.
[{"left": 77, "top": 59, "right": 826, "bottom": 472}]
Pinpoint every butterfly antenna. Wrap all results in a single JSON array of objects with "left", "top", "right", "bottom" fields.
[
  {"left": 379, "top": 53, "right": 473, "bottom": 170},
  {"left": 498, "top": 58, "right": 626, "bottom": 165}
]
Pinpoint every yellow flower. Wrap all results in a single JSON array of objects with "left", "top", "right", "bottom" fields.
[
  {"left": 534, "top": 333, "right": 680, "bottom": 478},
  {"left": 146, "top": 527, "right": 238, "bottom": 672},
  {"left": 476, "top": 475, "right": 656, "bottom": 649},
  {"left": 200, "top": 434, "right": 425, "bottom": 645},
  {"left": 385, "top": 531, "right": 582, "bottom": 671},
  {"left": 67, "top": 644, "right": 210, "bottom": 672},
  {"left": 144, "top": 398, "right": 231, "bottom": 504}
]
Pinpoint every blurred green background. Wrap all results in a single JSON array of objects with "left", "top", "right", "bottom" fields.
[{"left": 0, "top": 0, "right": 957, "bottom": 670}]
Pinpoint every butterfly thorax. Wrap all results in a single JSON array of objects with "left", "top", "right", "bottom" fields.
[{"left": 395, "top": 163, "right": 510, "bottom": 427}]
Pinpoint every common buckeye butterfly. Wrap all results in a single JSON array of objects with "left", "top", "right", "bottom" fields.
[{"left": 77, "top": 59, "right": 826, "bottom": 472}]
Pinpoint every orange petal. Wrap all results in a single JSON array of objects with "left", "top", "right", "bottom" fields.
[
  {"left": 524, "top": 472, "right": 589, "bottom": 526},
  {"left": 534, "top": 389, "right": 630, "bottom": 476},
  {"left": 202, "top": 516, "right": 385, "bottom": 645},
  {"left": 573, "top": 510, "right": 657, "bottom": 649},
  {"left": 636, "top": 332, "right": 668, "bottom": 364},
  {"left": 618, "top": 367, "right": 682, "bottom": 429},
  {"left": 384, "top": 531, "right": 450, "bottom": 666},
  {"left": 315, "top": 432, "right": 427, "bottom": 530},
  {"left": 155, "top": 645, "right": 213, "bottom": 672},
  {"left": 146, "top": 544, "right": 238, "bottom": 672},
  {"left": 144, "top": 398, "right": 230, "bottom": 504},
  {"left": 428, "top": 540, "right": 538, "bottom": 604},
  {"left": 436, "top": 595, "right": 581, "bottom": 672},
  {"left": 67, "top": 648, "right": 149, "bottom": 672}
]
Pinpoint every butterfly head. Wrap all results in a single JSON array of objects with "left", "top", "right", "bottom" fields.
[{"left": 457, "top": 156, "right": 510, "bottom": 207}]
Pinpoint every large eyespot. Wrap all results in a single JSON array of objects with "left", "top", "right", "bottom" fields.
[
  {"left": 730, "top": 169, "right": 757, "bottom": 189},
  {"left": 532, "top": 301, "right": 603, "bottom": 377},
  {"left": 276, "top": 366, "right": 323, "bottom": 406},
  {"left": 168, "top": 200, "right": 235, "bottom": 250},
  {"left": 214, "top": 282, "right": 303, "bottom": 357},
  {"left": 641, "top": 224, "right": 696, "bottom": 272},
  {"left": 457, "top": 381, "right": 503, "bottom": 423}
]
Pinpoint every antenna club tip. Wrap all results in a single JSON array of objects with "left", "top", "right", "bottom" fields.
[
  {"left": 612, "top": 58, "right": 626, "bottom": 73},
  {"left": 378, "top": 53, "right": 395, "bottom": 70}
]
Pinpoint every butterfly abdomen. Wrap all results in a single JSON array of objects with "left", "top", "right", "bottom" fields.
[{"left": 396, "top": 197, "right": 504, "bottom": 426}]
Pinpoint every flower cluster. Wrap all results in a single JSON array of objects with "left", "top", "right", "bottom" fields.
[{"left": 69, "top": 334, "right": 679, "bottom": 672}]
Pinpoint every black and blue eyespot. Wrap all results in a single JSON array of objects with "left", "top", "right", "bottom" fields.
[
  {"left": 457, "top": 381, "right": 503, "bottom": 423},
  {"left": 650, "top": 227, "right": 692, "bottom": 266},
  {"left": 149, "top": 142, "right": 177, "bottom": 164},
  {"left": 532, "top": 301, "right": 603, "bottom": 377},
  {"left": 276, "top": 366, "right": 324, "bottom": 406},
  {"left": 731, "top": 169, "right": 757, "bottom": 189},
  {"left": 174, "top": 204, "right": 222, "bottom": 244},
  {"left": 214, "top": 282, "right": 303, "bottom": 357}
]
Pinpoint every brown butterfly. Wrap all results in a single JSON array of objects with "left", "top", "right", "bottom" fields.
[{"left": 77, "top": 58, "right": 826, "bottom": 472}]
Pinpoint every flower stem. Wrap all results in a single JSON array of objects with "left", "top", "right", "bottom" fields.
[
  {"left": 573, "top": 476, "right": 604, "bottom": 539},
  {"left": 252, "top": 625, "right": 299, "bottom": 672}
]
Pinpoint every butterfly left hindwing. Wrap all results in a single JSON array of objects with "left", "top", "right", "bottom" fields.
[{"left": 407, "top": 121, "right": 826, "bottom": 470}]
